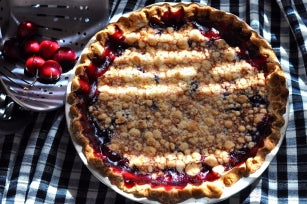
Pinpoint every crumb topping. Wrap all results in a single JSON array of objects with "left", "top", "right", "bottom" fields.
[{"left": 89, "top": 23, "right": 268, "bottom": 174}]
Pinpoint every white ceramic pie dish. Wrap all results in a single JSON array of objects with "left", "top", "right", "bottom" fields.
[{"left": 65, "top": 3, "right": 289, "bottom": 203}]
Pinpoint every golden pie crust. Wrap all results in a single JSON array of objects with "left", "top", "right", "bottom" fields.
[{"left": 67, "top": 3, "right": 288, "bottom": 204}]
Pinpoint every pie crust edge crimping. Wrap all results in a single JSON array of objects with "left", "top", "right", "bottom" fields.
[{"left": 67, "top": 3, "right": 288, "bottom": 204}]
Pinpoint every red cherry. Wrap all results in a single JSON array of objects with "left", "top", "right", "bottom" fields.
[
  {"left": 39, "top": 40, "right": 60, "bottom": 60},
  {"left": 17, "top": 21, "right": 38, "bottom": 39},
  {"left": 53, "top": 47, "right": 77, "bottom": 71},
  {"left": 23, "top": 39, "right": 40, "bottom": 56},
  {"left": 25, "top": 56, "right": 45, "bottom": 76},
  {"left": 38, "top": 60, "right": 62, "bottom": 82},
  {"left": 2, "top": 37, "right": 21, "bottom": 59}
]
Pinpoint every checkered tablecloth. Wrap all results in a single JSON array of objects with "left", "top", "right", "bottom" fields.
[{"left": 1, "top": 0, "right": 307, "bottom": 203}]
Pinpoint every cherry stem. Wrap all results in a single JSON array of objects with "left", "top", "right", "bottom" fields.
[{"left": 23, "top": 71, "right": 38, "bottom": 90}]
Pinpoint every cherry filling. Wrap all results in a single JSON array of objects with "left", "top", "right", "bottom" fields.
[
  {"left": 148, "top": 8, "right": 268, "bottom": 72},
  {"left": 192, "top": 20, "right": 269, "bottom": 73},
  {"left": 149, "top": 7, "right": 185, "bottom": 31},
  {"left": 249, "top": 94, "right": 267, "bottom": 107},
  {"left": 73, "top": 11, "right": 274, "bottom": 190},
  {"left": 192, "top": 21, "right": 223, "bottom": 41},
  {"left": 120, "top": 167, "right": 220, "bottom": 190},
  {"left": 228, "top": 114, "right": 273, "bottom": 169},
  {"left": 75, "top": 26, "right": 129, "bottom": 98},
  {"left": 237, "top": 42, "right": 268, "bottom": 73}
]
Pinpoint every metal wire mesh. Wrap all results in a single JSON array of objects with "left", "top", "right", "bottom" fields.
[{"left": 0, "top": 0, "right": 109, "bottom": 111}]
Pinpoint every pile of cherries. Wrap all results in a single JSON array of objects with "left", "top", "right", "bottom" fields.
[{"left": 2, "top": 21, "right": 77, "bottom": 83}]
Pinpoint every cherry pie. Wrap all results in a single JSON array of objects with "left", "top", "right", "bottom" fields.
[{"left": 67, "top": 3, "right": 288, "bottom": 203}]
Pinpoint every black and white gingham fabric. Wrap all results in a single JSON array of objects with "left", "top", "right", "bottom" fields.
[{"left": 1, "top": 0, "right": 307, "bottom": 203}]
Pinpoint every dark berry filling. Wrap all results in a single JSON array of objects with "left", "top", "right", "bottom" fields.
[
  {"left": 137, "top": 66, "right": 146, "bottom": 73},
  {"left": 76, "top": 26, "right": 129, "bottom": 99},
  {"left": 149, "top": 7, "right": 185, "bottom": 31},
  {"left": 249, "top": 94, "right": 267, "bottom": 107},
  {"left": 190, "top": 80, "right": 199, "bottom": 92},
  {"left": 149, "top": 8, "right": 268, "bottom": 72},
  {"left": 228, "top": 114, "right": 273, "bottom": 170},
  {"left": 250, "top": 114, "right": 273, "bottom": 144},
  {"left": 191, "top": 19, "right": 268, "bottom": 73},
  {"left": 192, "top": 21, "right": 222, "bottom": 41},
  {"left": 121, "top": 166, "right": 220, "bottom": 190},
  {"left": 236, "top": 42, "right": 268, "bottom": 73},
  {"left": 90, "top": 25, "right": 128, "bottom": 79},
  {"left": 154, "top": 74, "right": 160, "bottom": 84},
  {"left": 151, "top": 101, "right": 159, "bottom": 111},
  {"left": 73, "top": 10, "right": 274, "bottom": 190}
]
